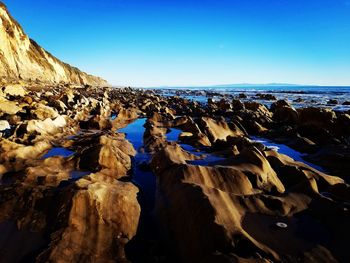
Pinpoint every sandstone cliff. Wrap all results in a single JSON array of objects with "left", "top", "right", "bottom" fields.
[{"left": 0, "top": 2, "right": 107, "bottom": 86}]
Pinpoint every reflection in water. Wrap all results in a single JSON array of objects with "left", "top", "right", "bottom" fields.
[
  {"left": 119, "top": 118, "right": 156, "bottom": 209},
  {"left": 166, "top": 127, "right": 182, "bottom": 142},
  {"left": 251, "top": 136, "right": 326, "bottom": 172},
  {"left": 166, "top": 127, "right": 226, "bottom": 166},
  {"left": 0, "top": 221, "right": 47, "bottom": 262},
  {"left": 120, "top": 119, "right": 163, "bottom": 262},
  {"left": 41, "top": 147, "right": 75, "bottom": 159}
]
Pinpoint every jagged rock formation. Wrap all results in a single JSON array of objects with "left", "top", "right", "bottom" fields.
[
  {"left": 0, "top": 85, "right": 349, "bottom": 262},
  {"left": 0, "top": 2, "right": 107, "bottom": 86},
  {"left": 148, "top": 114, "right": 349, "bottom": 263}
]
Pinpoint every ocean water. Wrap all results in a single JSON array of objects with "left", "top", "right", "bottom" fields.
[{"left": 151, "top": 85, "right": 350, "bottom": 111}]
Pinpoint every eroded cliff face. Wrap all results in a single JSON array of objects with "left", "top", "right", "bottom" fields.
[{"left": 0, "top": 2, "right": 107, "bottom": 86}]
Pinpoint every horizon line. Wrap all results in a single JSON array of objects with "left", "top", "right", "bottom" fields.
[{"left": 110, "top": 82, "right": 350, "bottom": 89}]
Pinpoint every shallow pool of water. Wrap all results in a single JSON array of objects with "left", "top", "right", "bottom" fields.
[
  {"left": 70, "top": 171, "right": 91, "bottom": 180},
  {"left": 166, "top": 128, "right": 182, "bottom": 142},
  {"left": 41, "top": 147, "right": 75, "bottom": 159},
  {"left": 251, "top": 136, "right": 326, "bottom": 172},
  {"left": 120, "top": 118, "right": 166, "bottom": 261},
  {"left": 166, "top": 127, "right": 227, "bottom": 166}
]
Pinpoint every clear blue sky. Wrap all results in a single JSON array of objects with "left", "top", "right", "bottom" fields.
[{"left": 5, "top": 0, "right": 350, "bottom": 86}]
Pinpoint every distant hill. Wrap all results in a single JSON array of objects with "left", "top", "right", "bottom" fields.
[
  {"left": 211, "top": 83, "right": 304, "bottom": 87},
  {"left": 0, "top": 2, "right": 107, "bottom": 86}
]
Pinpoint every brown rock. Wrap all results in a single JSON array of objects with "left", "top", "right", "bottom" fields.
[
  {"left": 79, "top": 134, "right": 136, "bottom": 178},
  {"left": 197, "top": 117, "right": 244, "bottom": 143},
  {"left": 41, "top": 175, "right": 140, "bottom": 263},
  {"left": 273, "top": 105, "right": 299, "bottom": 124}
]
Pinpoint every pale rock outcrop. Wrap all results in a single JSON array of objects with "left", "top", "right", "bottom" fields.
[
  {"left": 0, "top": 98, "right": 21, "bottom": 115},
  {"left": 26, "top": 115, "right": 67, "bottom": 135},
  {"left": 3, "top": 84, "right": 27, "bottom": 96},
  {"left": 0, "top": 119, "right": 10, "bottom": 130}
]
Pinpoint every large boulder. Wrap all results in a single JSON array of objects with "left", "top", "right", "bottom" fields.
[
  {"left": 298, "top": 107, "right": 336, "bottom": 128},
  {"left": 0, "top": 99, "right": 21, "bottom": 115},
  {"left": 270, "top": 99, "right": 291, "bottom": 112},
  {"left": 41, "top": 174, "right": 140, "bottom": 263},
  {"left": 3, "top": 85, "right": 27, "bottom": 97},
  {"left": 79, "top": 134, "right": 136, "bottom": 178},
  {"left": 273, "top": 105, "right": 299, "bottom": 124}
]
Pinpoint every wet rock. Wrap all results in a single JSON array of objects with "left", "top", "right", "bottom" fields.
[
  {"left": 273, "top": 106, "right": 299, "bottom": 124},
  {"left": 270, "top": 99, "right": 291, "bottom": 112},
  {"left": 245, "top": 101, "right": 272, "bottom": 119},
  {"left": 294, "top": 98, "right": 304, "bottom": 103},
  {"left": 327, "top": 99, "right": 338, "bottom": 105},
  {"left": 286, "top": 134, "right": 317, "bottom": 153},
  {"left": 7, "top": 115, "right": 21, "bottom": 125},
  {"left": 256, "top": 93, "right": 277, "bottom": 100},
  {"left": 241, "top": 119, "right": 268, "bottom": 135},
  {"left": 298, "top": 107, "right": 336, "bottom": 128},
  {"left": 151, "top": 144, "right": 200, "bottom": 174},
  {"left": 265, "top": 148, "right": 344, "bottom": 189},
  {"left": 217, "top": 99, "right": 232, "bottom": 111},
  {"left": 231, "top": 99, "right": 245, "bottom": 111},
  {"left": 297, "top": 107, "right": 338, "bottom": 144},
  {"left": 148, "top": 111, "right": 174, "bottom": 126}
]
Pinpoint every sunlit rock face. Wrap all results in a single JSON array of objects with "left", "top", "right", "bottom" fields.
[{"left": 0, "top": 2, "right": 107, "bottom": 86}]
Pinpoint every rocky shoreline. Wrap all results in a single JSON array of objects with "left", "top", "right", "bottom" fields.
[{"left": 0, "top": 85, "right": 349, "bottom": 262}]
